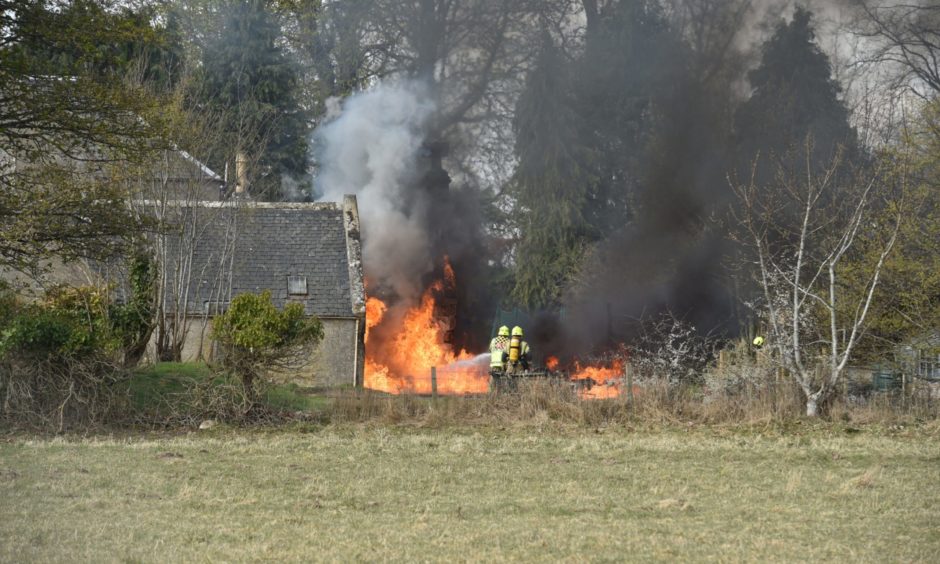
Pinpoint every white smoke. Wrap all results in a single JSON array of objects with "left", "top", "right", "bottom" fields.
[{"left": 314, "top": 80, "right": 436, "bottom": 303}]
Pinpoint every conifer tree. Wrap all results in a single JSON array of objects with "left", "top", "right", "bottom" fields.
[
  {"left": 735, "top": 7, "right": 859, "bottom": 177},
  {"left": 194, "top": 0, "right": 308, "bottom": 200},
  {"left": 510, "top": 35, "right": 596, "bottom": 309},
  {"left": 575, "top": 0, "right": 686, "bottom": 232}
]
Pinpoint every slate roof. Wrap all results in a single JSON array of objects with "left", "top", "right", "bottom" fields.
[{"left": 164, "top": 202, "right": 357, "bottom": 318}]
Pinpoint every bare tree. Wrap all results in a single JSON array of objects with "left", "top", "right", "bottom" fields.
[
  {"left": 122, "top": 74, "right": 255, "bottom": 362},
  {"left": 352, "top": 0, "right": 571, "bottom": 184},
  {"left": 851, "top": 1, "right": 940, "bottom": 100},
  {"left": 731, "top": 142, "right": 904, "bottom": 416}
]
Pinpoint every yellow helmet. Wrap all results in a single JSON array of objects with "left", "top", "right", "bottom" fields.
[
  {"left": 498, "top": 325, "right": 510, "bottom": 337},
  {"left": 511, "top": 326, "right": 523, "bottom": 337},
  {"left": 753, "top": 336, "right": 765, "bottom": 348}
]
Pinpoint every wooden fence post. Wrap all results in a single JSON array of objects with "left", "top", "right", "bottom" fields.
[
  {"left": 431, "top": 366, "right": 438, "bottom": 400},
  {"left": 625, "top": 362, "right": 634, "bottom": 411}
]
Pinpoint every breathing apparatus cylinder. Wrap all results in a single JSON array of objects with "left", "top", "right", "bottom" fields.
[{"left": 509, "top": 335, "right": 521, "bottom": 363}]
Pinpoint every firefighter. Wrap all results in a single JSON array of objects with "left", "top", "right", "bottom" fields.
[
  {"left": 507, "top": 326, "right": 531, "bottom": 373},
  {"left": 753, "top": 335, "right": 765, "bottom": 349},
  {"left": 488, "top": 326, "right": 510, "bottom": 393},
  {"left": 489, "top": 326, "right": 510, "bottom": 373}
]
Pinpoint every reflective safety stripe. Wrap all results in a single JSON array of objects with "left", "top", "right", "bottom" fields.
[{"left": 490, "top": 337, "right": 509, "bottom": 367}]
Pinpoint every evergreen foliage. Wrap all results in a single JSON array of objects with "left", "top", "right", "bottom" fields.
[
  {"left": 280, "top": 0, "right": 370, "bottom": 118},
  {"left": 6, "top": 0, "right": 181, "bottom": 84},
  {"left": 109, "top": 251, "right": 158, "bottom": 367},
  {"left": 0, "top": 253, "right": 157, "bottom": 366},
  {"left": 509, "top": 1, "right": 707, "bottom": 316},
  {"left": 735, "top": 7, "right": 859, "bottom": 177},
  {"left": 0, "top": 286, "right": 117, "bottom": 359},
  {"left": 575, "top": 0, "right": 686, "bottom": 232},
  {"left": 0, "top": 282, "right": 132, "bottom": 429},
  {"left": 510, "top": 35, "right": 596, "bottom": 309},
  {"left": 211, "top": 291, "right": 323, "bottom": 398},
  {"left": 192, "top": 0, "right": 309, "bottom": 200}
]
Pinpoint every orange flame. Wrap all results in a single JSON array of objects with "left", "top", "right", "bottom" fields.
[
  {"left": 572, "top": 360, "right": 624, "bottom": 399},
  {"left": 364, "top": 256, "right": 637, "bottom": 399},
  {"left": 364, "top": 258, "right": 489, "bottom": 395},
  {"left": 364, "top": 297, "right": 386, "bottom": 344}
]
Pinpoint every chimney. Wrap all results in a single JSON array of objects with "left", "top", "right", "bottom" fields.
[
  {"left": 342, "top": 194, "right": 366, "bottom": 387},
  {"left": 235, "top": 151, "right": 249, "bottom": 196}
]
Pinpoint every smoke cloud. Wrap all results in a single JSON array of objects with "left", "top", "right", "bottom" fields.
[
  {"left": 309, "top": 2, "right": 888, "bottom": 362},
  {"left": 314, "top": 80, "right": 436, "bottom": 303}
]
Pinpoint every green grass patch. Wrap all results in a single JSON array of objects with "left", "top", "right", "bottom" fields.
[
  {"left": 1, "top": 426, "right": 938, "bottom": 561},
  {"left": 128, "top": 362, "right": 332, "bottom": 417},
  {"left": 128, "top": 362, "right": 211, "bottom": 410},
  {"left": 263, "top": 383, "right": 332, "bottom": 412}
]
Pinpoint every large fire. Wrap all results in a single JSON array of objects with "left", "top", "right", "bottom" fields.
[
  {"left": 364, "top": 258, "right": 633, "bottom": 399},
  {"left": 364, "top": 258, "right": 489, "bottom": 394}
]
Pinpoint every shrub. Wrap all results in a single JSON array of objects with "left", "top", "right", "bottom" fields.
[
  {"left": 211, "top": 291, "right": 323, "bottom": 410},
  {"left": 0, "top": 284, "right": 126, "bottom": 430},
  {"left": 630, "top": 314, "right": 715, "bottom": 385},
  {"left": 109, "top": 251, "right": 157, "bottom": 367}
]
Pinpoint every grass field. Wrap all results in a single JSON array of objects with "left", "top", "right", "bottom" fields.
[{"left": 1, "top": 424, "right": 938, "bottom": 562}]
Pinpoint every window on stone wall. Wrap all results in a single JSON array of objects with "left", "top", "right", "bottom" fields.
[{"left": 288, "top": 275, "right": 308, "bottom": 296}]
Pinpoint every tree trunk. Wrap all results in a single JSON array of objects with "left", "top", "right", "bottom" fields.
[
  {"left": 123, "top": 335, "right": 151, "bottom": 368},
  {"left": 805, "top": 396, "right": 819, "bottom": 417},
  {"left": 805, "top": 388, "right": 833, "bottom": 417}
]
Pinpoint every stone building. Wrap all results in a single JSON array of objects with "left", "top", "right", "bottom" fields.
[
  {"left": 156, "top": 197, "right": 366, "bottom": 387},
  {"left": 1, "top": 128, "right": 366, "bottom": 386}
]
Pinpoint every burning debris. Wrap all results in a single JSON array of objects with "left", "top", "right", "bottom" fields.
[{"left": 571, "top": 360, "right": 625, "bottom": 399}]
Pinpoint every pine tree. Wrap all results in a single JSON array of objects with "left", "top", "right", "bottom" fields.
[
  {"left": 510, "top": 35, "right": 597, "bottom": 310},
  {"left": 574, "top": 0, "right": 686, "bottom": 233},
  {"left": 735, "top": 7, "right": 858, "bottom": 177},
  {"left": 11, "top": 0, "right": 182, "bottom": 88},
  {"left": 194, "top": 0, "right": 308, "bottom": 200}
]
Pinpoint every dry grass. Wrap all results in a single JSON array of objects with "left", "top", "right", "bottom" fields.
[
  {"left": 1, "top": 423, "right": 938, "bottom": 562},
  {"left": 327, "top": 379, "right": 938, "bottom": 429}
]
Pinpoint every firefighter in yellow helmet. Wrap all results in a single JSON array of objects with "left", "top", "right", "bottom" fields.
[
  {"left": 506, "top": 326, "right": 531, "bottom": 373},
  {"left": 489, "top": 326, "right": 510, "bottom": 374}
]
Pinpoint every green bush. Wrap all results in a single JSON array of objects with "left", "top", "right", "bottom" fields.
[
  {"left": 0, "top": 285, "right": 118, "bottom": 358},
  {"left": 211, "top": 291, "right": 323, "bottom": 407}
]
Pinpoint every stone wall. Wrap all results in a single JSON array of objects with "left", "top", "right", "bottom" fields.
[{"left": 292, "top": 318, "right": 359, "bottom": 387}]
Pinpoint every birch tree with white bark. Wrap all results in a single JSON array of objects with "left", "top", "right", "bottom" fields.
[{"left": 732, "top": 142, "right": 904, "bottom": 416}]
